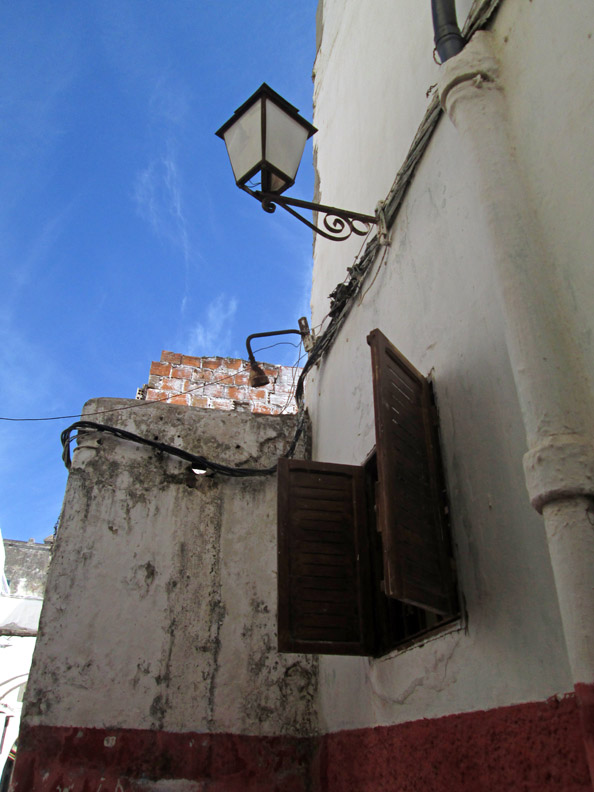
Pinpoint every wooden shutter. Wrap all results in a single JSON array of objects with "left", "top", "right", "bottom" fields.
[
  {"left": 368, "top": 329, "right": 456, "bottom": 616},
  {"left": 277, "top": 458, "right": 374, "bottom": 655}
]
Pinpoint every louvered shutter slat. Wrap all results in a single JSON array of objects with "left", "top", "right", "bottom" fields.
[
  {"left": 368, "top": 329, "right": 456, "bottom": 616},
  {"left": 277, "top": 458, "right": 373, "bottom": 655}
]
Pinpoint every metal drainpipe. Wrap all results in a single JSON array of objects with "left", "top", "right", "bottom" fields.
[
  {"left": 431, "top": 0, "right": 466, "bottom": 62},
  {"left": 439, "top": 32, "right": 594, "bottom": 787}
]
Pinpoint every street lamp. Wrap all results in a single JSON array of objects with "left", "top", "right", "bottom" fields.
[{"left": 216, "top": 83, "right": 381, "bottom": 242}]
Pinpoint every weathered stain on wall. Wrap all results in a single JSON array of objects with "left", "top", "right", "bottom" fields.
[
  {"left": 13, "top": 725, "right": 319, "bottom": 791},
  {"left": 11, "top": 397, "right": 318, "bottom": 787},
  {"left": 24, "top": 399, "right": 315, "bottom": 737},
  {"left": 20, "top": 399, "right": 316, "bottom": 743},
  {"left": 143, "top": 351, "right": 301, "bottom": 415}
]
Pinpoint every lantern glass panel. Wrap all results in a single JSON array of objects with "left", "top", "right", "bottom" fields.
[
  {"left": 222, "top": 99, "right": 263, "bottom": 185},
  {"left": 265, "top": 100, "right": 310, "bottom": 191}
]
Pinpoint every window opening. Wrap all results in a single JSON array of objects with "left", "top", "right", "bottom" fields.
[{"left": 277, "top": 329, "right": 459, "bottom": 656}]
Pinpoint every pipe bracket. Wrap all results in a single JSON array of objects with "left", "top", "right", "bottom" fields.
[
  {"left": 523, "top": 435, "right": 594, "bottom": 514},
  {"left": 438, "top": 31, "right": 500, "bottom": 112}
]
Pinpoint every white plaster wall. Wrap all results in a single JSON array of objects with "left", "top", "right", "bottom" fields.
[
  {"left": 0, "top": 636, "right": 35, "bottom": 773},
  {"left": 308, "top": 0, "right": 594, "bottom": 732},
  {"left": 311, "top": 0, "right": 473, "bottom": 323},
  {"left": 23, "top": 400, "right": 316, "bottom": 738}
]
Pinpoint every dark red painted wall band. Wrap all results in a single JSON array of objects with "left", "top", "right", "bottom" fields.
[
  {"left": 575, "top": 682, "right": 594, "bottom": 786},
  {"left": 10, "top": 695, "right": 591, "bottom": 792},
  {"left": 10, "top": 728, "right": 317, "bottom": 792},
  {"left": 317, "top": 695, "right": 591, "bottom": 792}
]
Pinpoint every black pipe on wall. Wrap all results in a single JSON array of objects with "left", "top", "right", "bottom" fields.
[{"left": 431, "top": 0, "right": 466, "bottom": 62}]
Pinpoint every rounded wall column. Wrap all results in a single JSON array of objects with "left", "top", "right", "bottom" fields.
[{"left": 439, "top": 31, "right": 594, "bottom": 785}]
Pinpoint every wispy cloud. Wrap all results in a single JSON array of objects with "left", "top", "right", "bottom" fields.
[
  {"left": 149, "top": 74, "right": 189, "bottom": 127},
  {"left": 134, "top": 142, "right": 191, "bottom": 264},
  {"left": 185, "top": 295, "right": 238, "bottom": 357}
]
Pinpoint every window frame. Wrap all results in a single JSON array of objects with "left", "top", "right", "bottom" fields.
[{"left": 277, "top": 329, "right": 459, "bottom": 656}]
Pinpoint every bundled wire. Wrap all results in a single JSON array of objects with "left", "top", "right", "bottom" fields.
[
  {"left": 292, "top": 0, "right": 505, "bottom": 406},
  {"left": 61, "top": 357, "right": 309, "bottom": 476},
  {"left": 61, "top": 421, "right": 278, "bottom": 477}
]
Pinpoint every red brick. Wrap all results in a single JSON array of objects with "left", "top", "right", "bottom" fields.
[
  {"left": 150, "top": 361, "right": 170, "bottom": 377},
  {"left": 202, "top": 358, "right": 223, "bottom": 370},
  {"left": 145, "top": 390, "right": 160, "bottom": 402},
  {"left": 248, "top": 389, "right": 269, "bottom": 402},
  {"left": 214, "top": 371, "right": 236, "bottom": 387},
  {"left": 159, "top": 378, "right": 183, "bottom": 392},
  {"left": 161, "top": 351, "right": 182, "bottom": 364},
  {"left": 276, "top": 367, "right": 301, "bottom": 388},
  {"left": 223, "top": 358, "right": 243, "bottom": 371},
  {"left": 151, "top": 391, "right": 173, "bottom": 404},
  {"left": 269, "top": 393, "right": 294, "bottom": 410},
  {"left": 191, "top": 368, "right": 213, "bottom": 383},
  {"left": 228, "top": 386, "right": 248, "bottom": 401},
  {"left": 186, "top": 384, "right": 207, "bottom": 401},
  {"left": 188, "top": 395, "right": 209, "bottom": 409},
  {"left": 251, "top": 403, "right": 277, "bottom": 415},
  {"left": 204, "top": 384, "right": 228, "bottom": 399},
  {"left": 181, "top": 354, "right": 202, "bottom": 368},
  {"left": 233, "top": 371, "right": 250, "bottom": 386},
  {"left": 170, "top": 365, "right": 194, "bottom": 380},
  {"left": 167, "top": 394, "right": 189, "bottom": 406},
  {"left": 209, "top": 397, "right": 234, "bottom": 411}
]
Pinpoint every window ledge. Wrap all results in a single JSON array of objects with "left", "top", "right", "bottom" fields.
[{"left": 371, "top": 617, "right": 465, "bottom": 664}]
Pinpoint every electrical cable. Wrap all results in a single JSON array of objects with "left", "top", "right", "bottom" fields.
[
  {"left": 0, "top": 346, "right": 301, "bottom": 423},
  {"left": 60, "top": 421, "right": 279, "bottom": 476},
  {"left": 59, "top": 348, "right": 309, "bottom": 476},
  {"left": 0, "top": 366, "right": 252, "bottom": 422},
  {"left": 277, "top": 343, "right": 306, "bottom": 416},
  {"left": 253, "top": 340, "right": 301, "bottom": 354}
]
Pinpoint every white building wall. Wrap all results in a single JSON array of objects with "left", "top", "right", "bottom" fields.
[
  {"left": 0, "top": 636, "right": 35, "bottom": 772},
  {"left": 308, "top": 0, "right": 594, "bottom": 732},
  {"left": 0, "top": 533, "right": 45, "bottom": 779}
]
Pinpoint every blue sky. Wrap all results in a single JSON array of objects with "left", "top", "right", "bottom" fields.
[{"left": 0, "top": 1, "right": 318, "bottom": 543}]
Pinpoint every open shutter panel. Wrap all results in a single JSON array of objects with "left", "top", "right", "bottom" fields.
[
  {"left": 368, "top": 329, "right": 456, "bottom": 616},
  {"left": 277, "top": 458, "right": 374, "bottom": 655}
]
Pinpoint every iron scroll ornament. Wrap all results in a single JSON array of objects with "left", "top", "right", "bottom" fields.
[{"left": 240, "top": 185, "right": 379, "bottom": 242}]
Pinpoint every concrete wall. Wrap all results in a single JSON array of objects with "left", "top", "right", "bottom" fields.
[
  {"left": 307, "top": 0, "right": 594, "bottom": 777},
  {"left": 4, "top": 539, "right": 51, "bottom": 599},
  {"left": 13, "top": 399, "right": 317, "bottom": 790}
]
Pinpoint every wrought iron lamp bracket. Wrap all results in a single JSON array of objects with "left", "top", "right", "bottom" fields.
[{"left": 241, "top": 185, "right": 385, "bottom": 243}]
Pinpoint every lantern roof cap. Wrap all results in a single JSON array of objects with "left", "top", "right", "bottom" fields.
[{"left": 215, "top": 83, "right": 317, "bottom": 140}]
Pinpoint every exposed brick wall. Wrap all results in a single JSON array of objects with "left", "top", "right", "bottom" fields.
[{"left": 141, "top": 351, "right": 301, "bottom": 415}]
